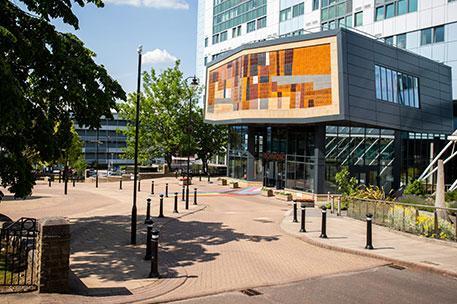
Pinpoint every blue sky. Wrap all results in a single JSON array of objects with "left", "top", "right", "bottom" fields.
[{"left": 56, "top": 0, "right": 198, "bottom": 94}]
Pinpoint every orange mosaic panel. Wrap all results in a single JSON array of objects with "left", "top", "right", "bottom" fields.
[{"left": 206, "top": 44, "right": 332, "bottom": 114}]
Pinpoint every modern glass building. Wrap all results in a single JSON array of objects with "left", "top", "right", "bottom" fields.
[{"left": 204, "top": 28, "right": 455, "bottom": 193}]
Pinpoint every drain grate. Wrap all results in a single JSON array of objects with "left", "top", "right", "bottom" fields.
[
  {"left": 421, "top": 260, "right": 440, "bottom": 266},
  {"left": 240, "top": 289, "right": 262, "bottom": 296},
  {"left": 387, "top": 264, "right": 406, "bottom": 270}
]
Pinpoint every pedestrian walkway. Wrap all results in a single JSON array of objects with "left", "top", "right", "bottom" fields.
[{"left": 281, "top": 205, "right": 457, "bottom": 277}]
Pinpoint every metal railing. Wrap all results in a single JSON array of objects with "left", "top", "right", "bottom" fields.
[
  {"left": 0, "top": 217, "right": 38, "bottom": 289},
  {"left": 346, "top": 197, "right": 457, "bottom": 241}
]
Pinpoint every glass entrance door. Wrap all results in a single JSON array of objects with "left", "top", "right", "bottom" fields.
[{"left": 263, "top": 160, "right": 285, "bottom": 189}]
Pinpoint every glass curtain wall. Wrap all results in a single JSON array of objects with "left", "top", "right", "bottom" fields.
[
  {"left": 325, "top": 126, "right": 395, "bottom": 193},
  {"left": 228, "top": 126, "right": 249, "bottom": 179}
]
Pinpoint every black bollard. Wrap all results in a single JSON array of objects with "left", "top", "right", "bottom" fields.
[
  {"left": 72, "top": 177, "right": 76, "bottom": 187},
  {"left": 48, "top": 177, "right": 52, "bottom": 187},
  {"left": 151, "top": 180, "right": 154, "bottom": 194},
  {"left": 320, "top": 206, "right": 328, "bottom": 238},
  {"left": 199, "top": 174, "right": 202, "bottom": 182},
  {"left": 300, "top": 203, "right": 307, "bottom": 232},
  {"left": 365, "top": 213, "right": 374, "bottom": 249},
  {"left": 158, "top": 194, "right": 164, "bottom": 218},
  {"left": 165, "top": 183, "right": 168, "bottom": 197},
  {"left": 144, "top": 218, "right": 154, "bottom": 260},
  {"left": 120, "top": 178, "right": 123, "bottom": 190},
  {"left": 292, "top": 201, "right": 298, "bottom": 223},
  {"left": 182, "top": 184, "right": 185, "bottom": 201},
  {"left": 149, "top": 228, "right": 160, "bottom": 278},
  {"left": 59, "top": 171, "right": 61, "bottom": 183},
  {"left": 138, "top": 178, "right": 141, "bottom": 192},
  {"left": 95, "top": 174, "right": 98, "bottom": 188},
  {"left": 173, "top": 192, "right": 179, "bottom": 213},
  {"left": 145, "top": 198, "right": 151, "bottom": 223},
  {"left": 193, "top": 188, "right": 198, "bottom": 205},
  {"left": 185, "top": 187, "right": 189, "bottom": 210},
  {"left": 207, "top": 174, "right": 210, "bottom": 183},
  {"left": 175, "top": 171, "right": 178, "bottom": 179},
  {"left": 64, "top": 174, "right": 68, "bottom": 195}
]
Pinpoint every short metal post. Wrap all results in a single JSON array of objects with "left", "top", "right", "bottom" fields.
[
  {"left": 149, "top": 229, "right": 160, "bottom": 278},
  {"left": 48, "top": 177, "right": 51, "bottom": 187},
  {"left": 185, "top": 187, "right": 189, "bottom": 210},
  {"left": 320, "top": 206, "right": 328, "bottom": 239},
  {"left": 194, "top": 188, "right": 198, "bottom": 205},
  {"left": 337, "top": 197, "right": 341, "bottom": 216},
  {"left": 158, "top": 194, "right": 164, "bottom": 218},
  {"left": 434, "top": 210, "right": 439, "bottom": 238},
  {"left": 59, "top": 171, "right": 61, "bottom": 183},
  {"left": 144, "top": 219, "right": 153, "bottom": 260},
  {"left": 328, "top": 192, "right": 333, "bottom": 214},
  {"left": 120, "top": 178, "right": 123, "bottom": 190},
  {"left": 95, "top": 174, "right": 98, "bottom": 188},
  {"left": 145, "top": 198, "right": 151, "bottom": 223},
  {"left": 207, "top": 174, "right": 210, "bottom": 183},
  {"left": 174, "top": 192, "right": 178, "bottom": 213},
  {"left": 365, "top": 213, "right": 374, "bottom": 249},
  {"left": 151, "top": 180, "right": 154, "bottom": 194},
  {"left": 138, "top": 178, "right": 141, "bottom": 192},
  {"left": 175, "top": 171, "right": 178, "bottom": 179},
  {"left": 165, "top": 183, "right": 169, "bottom": 197},
  {"left": 199, "top": 174, "right": 202, "bottom": 182},
  {"left": 72, "top": 177, "right": 76, "bottom": 187},
  {"left": 292, "top": 201, "right": 298, "bottom": 223},
  {"left": 299, "top": 203, "right": 306, "bottom": 232}
]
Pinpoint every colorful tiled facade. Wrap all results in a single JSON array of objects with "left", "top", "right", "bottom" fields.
[{"left": 207, "top": 44, "right": 332, "bottom": 114}]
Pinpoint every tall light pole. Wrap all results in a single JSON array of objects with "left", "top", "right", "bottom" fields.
[
  {"left": 184, "top": 76, "right": 199, "bottom": 208},
  {"left": 95, "top": 128, "right": 100, "bottom": 188},
  {"left": 131, "top": 45, "right": 142, "bottom": 245}
]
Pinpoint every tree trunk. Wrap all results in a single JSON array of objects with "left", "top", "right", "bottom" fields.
[{"left": 165, "top": 154, "right": 173, "bottom": 173}]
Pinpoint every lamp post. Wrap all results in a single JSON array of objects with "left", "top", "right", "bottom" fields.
[
  {"left": 62, "top": 148, "right": 68, "bottom": 195},
  {"left": 131, "top": 45, "right": 142, "bottom": 245},
  {"left": 184, "top": 76, "right": 199, "bottom": 209},
  {"left": 89, "top": 131, "right": 102, "bottom": 188}
]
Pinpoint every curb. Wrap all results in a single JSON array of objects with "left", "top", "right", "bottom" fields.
[{"left": 280, "top": 211, "right": 457, "bottom": 279}]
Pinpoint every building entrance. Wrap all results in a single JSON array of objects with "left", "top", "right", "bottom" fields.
[{"left": 263, "top": 159, "right": 285, "bottom": 189}]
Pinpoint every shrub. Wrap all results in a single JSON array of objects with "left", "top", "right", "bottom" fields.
[
  {"left": 445, "top": 190, "right": 457, "bottom": 202},
  {"left": 398, "top": 195, "right": 434, "bottom": 212},
  {"left": 352, "top": 185, "right": 393, "bottom": 201},
  {"left": 404, "top": 179, "right": 426, "bottom": 196},
  {"left": 335, "top": 166, "right": 357, "bottom": 195}
]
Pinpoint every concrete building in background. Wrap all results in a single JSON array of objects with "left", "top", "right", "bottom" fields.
[
  {"left": 196, "top": 0, "right": 457, "bottom": 128},
  {"left": 74, "top": 112, "right": 133, "bottom": 170}
]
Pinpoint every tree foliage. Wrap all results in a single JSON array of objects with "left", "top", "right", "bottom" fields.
[
  {"left": 0, "top": 0, "right": 125, "bottom": 196},
  {"left": 119, "top": 61, "right": 227, "bottom": 173},
  {"left": 403, "top": 179, "right": 426, "bottom": 196},
  {"left": 335, "top": 166, "right": 358, "bottom": 196}
]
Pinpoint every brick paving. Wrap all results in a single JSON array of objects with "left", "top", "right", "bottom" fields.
[
  {"left": 281, "top": 204, "right": 457, "bottom": 277},
  {"left": 1, "top": 178, "right": 384, "bottom": 303}
]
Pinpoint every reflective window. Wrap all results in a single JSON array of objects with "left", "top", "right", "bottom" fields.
[
  {"left": 421, "top": 28, "right": 432, "bottom": 45},
  {"left": 397, "top": 0, "right": 407, "bottom": 15},
  {"left": 292, "top": 3, "right": 304, "bottom": 17},
  {"left": 396, "top": 34, "right": 406, "bottom": 48},
  {"left": 434, "top": 25, "right": 445, "bottom": 43},
  {"left": 354, "top": 11, "right": 363, "bottom": 27},
  {"left": 374, "top": 65, "right": 420, "bottom": 108},
  {"left": 408, "top": 0, "right": 417, "bottom": 12},
  {"left": 313, "top": 0, "right": 319, "bottom": 10},
  {"left": 385, "top": 3, "right": 395, "bottom": 18},
  {"left": 375, "top": 6, "right": 384, "bottom": 21},
  {"left": 247, "top": 20, "right": 256, "bottom": 32},
  {"left": 280, "top": 8, "right": 292, "bottom": 22}
]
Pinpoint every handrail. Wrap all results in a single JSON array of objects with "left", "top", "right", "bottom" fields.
[{"left": 347, "top": 196, "right": 457, "bottom": 212}]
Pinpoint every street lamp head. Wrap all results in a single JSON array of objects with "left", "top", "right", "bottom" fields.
[
  {"left": 190, "top": 75, "right": 199, "bottom": 87},
  {"left": 137, "top": 45, "right": 143, "bottom": 55}
]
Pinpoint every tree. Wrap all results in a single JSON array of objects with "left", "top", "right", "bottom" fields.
[
  {"left": 193, "top": 109, "right": 228, "bottom": 174},
  {"left": 0, "top": 1, "right": 125, "bottom": 196},
  {"left": 119, "top": 61, "right": 191, "bottom": 169},
  {"left": 119, "top": 61, "right": 228, "bottom": 173},
  {"left": 335, "top": 166, "right": 358, "bottom": 196},
  {"left": 57, "top": 124, "right": 87, "bottom": 176}
]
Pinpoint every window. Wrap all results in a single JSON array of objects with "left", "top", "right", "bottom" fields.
[
  {"left": 396, "top": 34, "right": 406, "bottom": 48},
  {"left": 421, "top": 28, "right": 432, "bottom": 45},
  {"left": 247, "top": 20, "right": 256, "bottom": 32},
  {"left": 232, "top": 27, "right": 237, "bottom": 38},
  {"left": 345, "top": 15, "right": 353, "bottom": 28},
  {"left": 313, "top": 0, "right": 319, "bottom": 10},
  {"left": 385, "top": 36, "right": 394, "bottom": 45},
  {"left": 204, "top": 56, "right": 208, "bottom": 65},
  {"left": 220, "top": 31, "right": 227, "bottom": 42},
  {"left": 204, "top": 37, "right": 208, "bottom": 47},
  {"left": 257, "top": 16, "right": 266, "bottom": 29},
  {"left": 212, "top": 34, "right": 219, "bottom": 44},
  {"left": 434, "top": 25, "right": 445, "bottom": 43},
  {"left": 354, "top": 11, "right": 363, "bottom": 27},
  {"left": 385, "top": 3, "right": 395, "bottom": 19},
  {"left": 292, "top": 3, "right": 304, "bottom": 17},
  {"left": 280, "top": 8, "right": 292, "bottom": 22},
  {"left": 397, "top": 0, "right": 407, "bottom": 15},
  {"left": 375, "top": 6, "right": 384, "bottom": 21},
  {"left": 408, "top": 0, "right": 417, "bottom": 12},
  {"left": 374, "top": 65, "right": 420, "bottom": 108}
]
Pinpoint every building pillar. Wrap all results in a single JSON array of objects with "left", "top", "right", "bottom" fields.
[
  {"left": 314, "top": 126, "right": 326, "bottom": 194},
  {"left": 36, "top": 217, "right": 71, "bottom": 293},
  {"left": 246, "top": 127, "right": 256, "bottom": 181},
  {"left": 392, "top": 130, "right": 402, "bottom": 190}
]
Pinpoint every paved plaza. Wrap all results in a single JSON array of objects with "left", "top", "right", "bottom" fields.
[{"left": 1, "top": 178, "right": 457, "bottom": 303}]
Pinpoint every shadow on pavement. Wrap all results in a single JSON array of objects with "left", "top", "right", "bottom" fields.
[{"left": 70, "top": 214, "right": 279, "bottom": 285}]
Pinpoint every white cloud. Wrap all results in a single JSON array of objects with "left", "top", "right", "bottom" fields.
[
  {"left": 105, "top": 0, "right": 190, "bottom": 9},
  {"left": 142, "top": 49, "right": 178, "bottom": 65}
]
